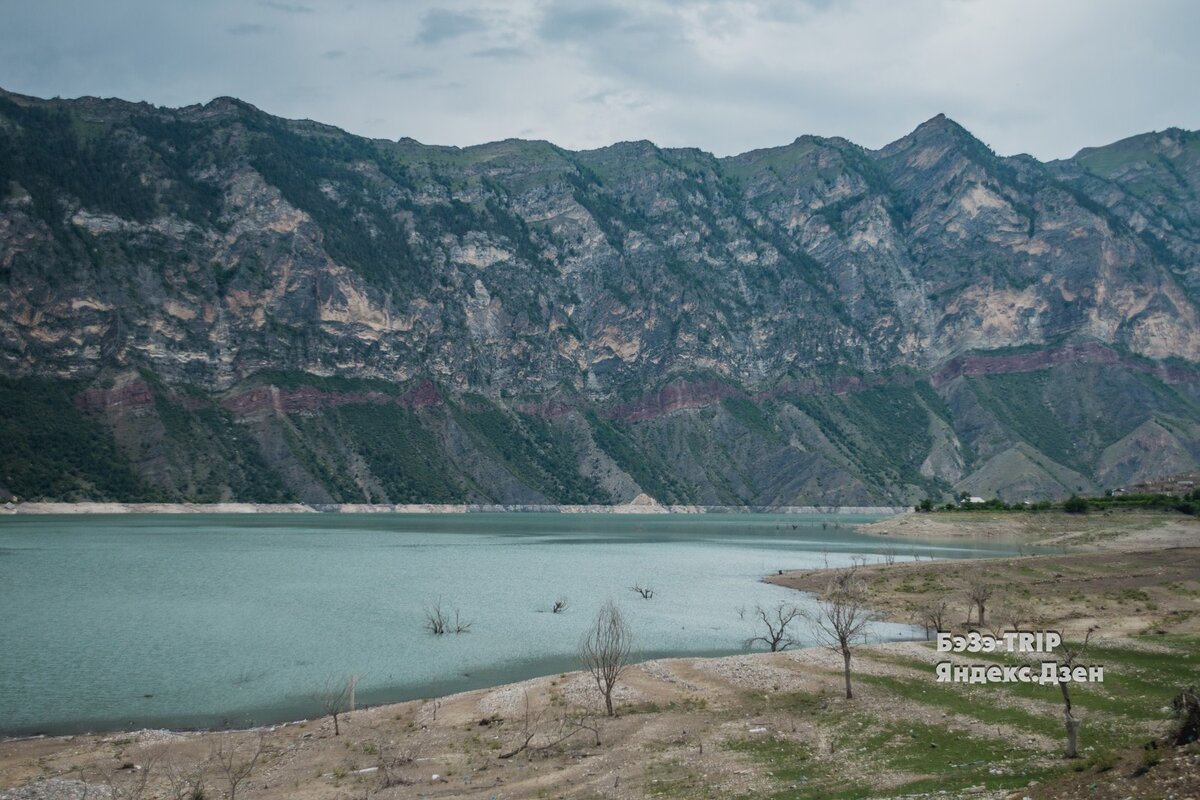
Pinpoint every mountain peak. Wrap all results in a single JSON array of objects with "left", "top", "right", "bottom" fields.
[
  {"left": 908, "top": 113, "right": 974, "bottom": 141},
  {"left": 875, "top": 113, "right": 990, "bottom": 162}
]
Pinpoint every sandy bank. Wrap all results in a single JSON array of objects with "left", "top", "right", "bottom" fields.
[{"left": 858, "top": 508, "right": 1200, "bottom": 551}]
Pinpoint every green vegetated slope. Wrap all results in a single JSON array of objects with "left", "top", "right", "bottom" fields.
[
  {"left": 5, "top": 358, "right": 1199, "bottom": 505},
  {"left": 0, "top": 378, "right": 146, "bottom": 501}
]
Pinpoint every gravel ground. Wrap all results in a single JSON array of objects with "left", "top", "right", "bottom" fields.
[{"left": 0, "top": 779, "right": 111, "bottom": 800}]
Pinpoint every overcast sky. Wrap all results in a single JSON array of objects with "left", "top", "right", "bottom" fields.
[{"left": 2, "top": 0, "right": 1197, "bottom": 160}]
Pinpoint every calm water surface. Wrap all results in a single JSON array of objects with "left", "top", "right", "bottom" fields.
[{"left": 0, "top": 513, "right": 1020, "bottom": 735}]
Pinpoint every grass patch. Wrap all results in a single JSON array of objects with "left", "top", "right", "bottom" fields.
[
  {"left": 840, "top": 717, "right": 1060, "bottom": 797},
  {"left": 895, "top": 639, "right": 1199, "bottom": 737},
  {"left": 725, "top": 736, "right": 850, "bottom": 799},
  {"left": 728, "top": 718, "right": 1058, "bottom": 800},
  {"left": 854, "top": 673, "right": 1063, "bottom": 739}
]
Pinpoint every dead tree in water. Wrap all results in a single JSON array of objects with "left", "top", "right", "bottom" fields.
[
  {"left": 424, "top": 599, "right": 471, "bottom": 634},
  {"left": 630, "top": 583, "right": 655, "bottom": 600},
  {"left": 552, "top": 596, "right": 569, "bottom": 614},
  {"left": 744, "top": 602, "right": 802, "bottom": 652}
]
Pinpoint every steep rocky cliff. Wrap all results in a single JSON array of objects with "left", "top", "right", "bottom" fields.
[{"left": 2, "top": 88, "right": 1199, "bottom": 504}]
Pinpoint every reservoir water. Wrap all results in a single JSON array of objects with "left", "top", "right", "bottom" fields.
[{"left": 0, "top": 512, "right": 1018, "bottom": 735}]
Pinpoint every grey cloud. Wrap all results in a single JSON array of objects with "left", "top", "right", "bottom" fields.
[
  {"left": 416, "top": 9, "right": 487, "bottom": 45},
  {"left": 580, "top": 89, "right": 647, "bottom": 110},
  {"left": 322, "top": 49, "right": 346, "bottom": 60},
  {"left": 379, "top": 67, "right": 438, "bottom": 81},
  {"left": 538, "top": 3, "right": 628, "bottom": 41},
  {"left": 748, "top": 0, "right": 834, "bottom": 19},
  {"left": 472, "top": 46, "right": 530, "bottom": 61},
  {"left": 226, "top": 23, "right": 271, "bottom": 36},
  {"left": 259, "top": 1, "right": 314, "bottom": 13}
]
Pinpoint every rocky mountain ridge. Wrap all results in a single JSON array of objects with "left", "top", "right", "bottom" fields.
[{"left": 2, "top": 88, "right": 1200, "bottom": 505}]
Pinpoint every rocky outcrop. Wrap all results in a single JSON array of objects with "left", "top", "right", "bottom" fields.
[{"left": 2, "top": 88, "right": 1200, "bottom": 504}]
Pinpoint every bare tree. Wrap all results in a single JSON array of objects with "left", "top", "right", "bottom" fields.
[
  {"left": 882, "top": 547, "right": 897, "bottom": 566},
  {"left": 915, "top": 598, "right": 950, "bottom": 640},
  {"left": 311, "top": 673, "right": 353, "bottom": 736},
  {"left": 163, "top": 755, "right": 208, "bottom": 800},
  {"left": 1005, "top": 598, "right": 1032, "bottom": 632},
  {"left": 1055, "top": 626, "right": 1097, "bottom": 759},
  {"left": 96, "top": 748, "right": 164, "bottom": 800},
  {"left": 630, "top": 583, "right": 655, "bottom": 600},
  {"left": 967, "top": 575, "right": 994, "bottom": 627},
  {"left": 744, "top": 602, "right": 802, "bottom": 652},
  {"left": 807, "top": 567, "right": 879, "bottom": 699},
  {"left": 580, "top": 600, "right": 634, "bottom": 717},
  {"left": 424, "top": 599, "right": 471, "bottom": 635},
  {"left": 424, "top": 600, "right": 448, "bottom": 635},
  {"left": 375, "top": 740, "right": 419, "bottom": 789},
  {"left": 211, "top": 734, "right": 266, "bottom": 800},
  {"left": 552, "top": 596, "right": 569, "bottom": 614},
  {"left": 498, "top": 690, "right": 602, "bottom": 759}
]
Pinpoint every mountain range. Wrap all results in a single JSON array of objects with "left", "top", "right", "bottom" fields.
[{"left": 3, "top": 87, "right": 1200, "bottom": 506}]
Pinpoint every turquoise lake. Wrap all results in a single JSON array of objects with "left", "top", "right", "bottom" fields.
[{"left": 0, "top": 513, "right": 1021, "bottom": 735}]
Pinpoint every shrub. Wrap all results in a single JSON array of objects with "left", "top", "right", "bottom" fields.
[{"left": 1063, "top": 495, "right": 1089, "bottom": 514}]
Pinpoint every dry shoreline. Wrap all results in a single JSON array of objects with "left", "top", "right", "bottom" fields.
[
  {"left": 3, "top": 511, "right": 1198, "bottom": 799},
  {"left": 855, "top": 507, "right": 1200, "bottom": 552}
]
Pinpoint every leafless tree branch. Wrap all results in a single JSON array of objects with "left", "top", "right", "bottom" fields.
[
  {"left": 806, "top": 566, "right": 880, "bottom": 699},
  {"left": 744, "top": 602, "right": 802, "bottom": 652},
  {"left": 580, "top": 600, "right": 634, "bottom": 716}
]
